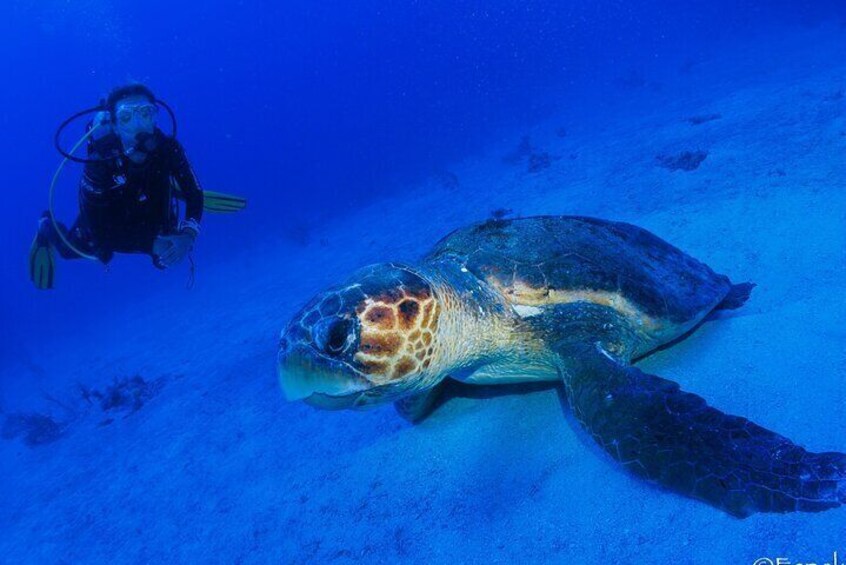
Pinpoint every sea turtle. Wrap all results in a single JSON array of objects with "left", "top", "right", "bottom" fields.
[{"left": 277, "top": 215, "right": 846, "bottom": 518}]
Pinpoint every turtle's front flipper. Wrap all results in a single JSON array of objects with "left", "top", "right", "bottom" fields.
[
  {"left": 394, "top": 380, "right": 449, "bottom": 423},
  {"left": 557, "top": 342, "right": 846, "bottom": 518}
]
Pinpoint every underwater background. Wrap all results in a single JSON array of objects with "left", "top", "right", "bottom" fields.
[{"left": 1, "top": 0, "right": 845, "bottom": 562}]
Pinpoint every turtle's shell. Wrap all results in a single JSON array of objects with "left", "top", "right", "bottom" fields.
[{"left": 424, "top": 216, "right": 732, "bottom": 337}]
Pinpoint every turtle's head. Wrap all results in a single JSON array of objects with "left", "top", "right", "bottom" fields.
[{"left": 278, "top": 263, "right": 442, "bottom": 410}]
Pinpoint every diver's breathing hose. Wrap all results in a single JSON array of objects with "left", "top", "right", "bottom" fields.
[{"left": 48, "top": 125, "right": 102, "bottom": 262}]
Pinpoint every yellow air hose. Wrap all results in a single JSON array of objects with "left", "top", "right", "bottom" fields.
[{"left": 48, "top": 124, "right": 103, "bottom": 261}]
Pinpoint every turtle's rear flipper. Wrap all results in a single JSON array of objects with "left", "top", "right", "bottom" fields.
[
  {"left": 558, "top": 342, "right": 846, "bottom": 518},
  {"left": 716, "top": 281, "right": 756, "bottom": 310}
]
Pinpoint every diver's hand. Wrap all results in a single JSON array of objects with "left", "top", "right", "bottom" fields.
[
  {"left": 90, "top": 111, "right": 113, "bottom": 139},
  {"left": 153, "top": 233, "right": 195, "bottom": 268}
]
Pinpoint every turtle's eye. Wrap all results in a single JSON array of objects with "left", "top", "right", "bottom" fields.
[{"left": 314, "top": 317, "right": 356, "bottom": 357}]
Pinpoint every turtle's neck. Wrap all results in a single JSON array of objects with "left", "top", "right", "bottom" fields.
[{"left": 416, "top": 259, "right": 519, "bottom": 380}]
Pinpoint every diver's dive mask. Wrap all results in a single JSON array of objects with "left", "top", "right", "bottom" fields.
[
  {"left": 54, "top": 98, "right": 177, "bottom": 164},
  {"left": 113, "top": 101, "right": 158, "bottom": 156},
  {"left": 115, "top": 103, "right": 158, "bottom": 126}
]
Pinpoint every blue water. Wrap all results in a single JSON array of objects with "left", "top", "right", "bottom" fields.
[{"left": 1, "top": 1, "right": 845, "bottom": 562}]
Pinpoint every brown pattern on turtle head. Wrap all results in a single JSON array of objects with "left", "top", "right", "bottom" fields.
[
  {"left": 364, "top": 305, "right": 395, "bottom": 330},
  {"left": 393, "top": 356, "right": 416, "bottom": 380},
  {"left": 353, "top": 287, "right": 440, "bottom": 383},
  {"left": 397, "top": 299, "right": 420, "bottom": 330},
  {"left": 359, "top": 332, "right": 402, "bottom": 357}
]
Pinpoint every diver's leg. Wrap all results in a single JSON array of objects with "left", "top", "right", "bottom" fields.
[{"left": 38, "top": 212, "right": 110, "bottom": 262}]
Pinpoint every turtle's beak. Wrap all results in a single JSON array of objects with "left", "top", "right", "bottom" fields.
[{"left": 277, "top": 340, "right": 370, "bottom": 404}]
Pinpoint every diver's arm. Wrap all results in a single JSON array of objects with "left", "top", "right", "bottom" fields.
[
  {"left": 152, "top": 140, "right": 202, "bottom": 267},
  {"left": 90, "top": 111, "right": 113, "bottom": 141},
  {"left": 169, "top": 139, "right": 204, "bottom": 231},
  {"left": 79, "top": 112, "right": 124, "bottom": 200},
  {"left": 76, "top": 142, "right": 121, "bottom": 239},
  {"left": 79, "top": 143, "right": 116, "bottom": 200}
]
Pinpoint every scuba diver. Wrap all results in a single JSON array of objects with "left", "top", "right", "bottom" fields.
[{"left": 29, "top": 83, "right": 246, "bottom": 289}]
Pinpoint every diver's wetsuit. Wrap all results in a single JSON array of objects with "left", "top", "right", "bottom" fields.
[{"left": 48, "top": 128, "right": 203, "bottom": 264}]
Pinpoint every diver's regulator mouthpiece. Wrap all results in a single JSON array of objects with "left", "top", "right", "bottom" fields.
[{"left": 124, "top": 131, "right": 158, "bottom": 157}]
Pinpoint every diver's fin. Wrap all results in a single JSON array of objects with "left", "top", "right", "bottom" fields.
[
  {"left": 394, "top": 380, "right": 449, "bottom": 424},
  {"left": 29, "top": 234, "right": 56, "bottom": 290},
  {"left": 557, "top": 341, "right": 846, "bottom": 518},
  {"left": 171, "top": 177, "right": 247, "bottom": 214},
  {"left": 202, "top": 190, "right": 247, "bottom": 213}
]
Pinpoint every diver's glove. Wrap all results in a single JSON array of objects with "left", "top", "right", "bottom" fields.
[
  {"left": 90, "top": 111, "right": 113, "bottom": 139},
  {"left": 88, "top": 111, "right": 121, "bottom": 158},
  {"left": 178, "top": 218, "right": 201, "bottom": 239},
  {"left": 153, "top": 222, "right": 198, "bottom": 269},
  {"left": 153, "top": 234, "right": 193, "bottom": 268}
]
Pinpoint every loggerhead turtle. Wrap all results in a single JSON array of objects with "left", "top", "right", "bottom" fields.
[{"left": 277, "top": 215, "right": 846, "bottom": 518}]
